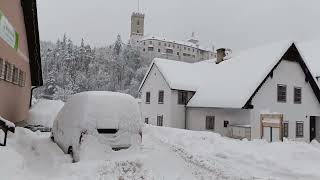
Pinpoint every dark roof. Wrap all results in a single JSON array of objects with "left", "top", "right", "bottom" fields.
[{"left": 21, "top": 0, "right": 43, "bottom": 86}]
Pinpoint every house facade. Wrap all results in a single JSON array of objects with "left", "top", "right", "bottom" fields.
[
  {"left": 139, "top": 41, "right": 320, "bottom": 142},
  {"left": 130, "top": 12, "right": 215, "bottom": 63},
  {"left": 0, "top": 0, "right": 42, "bottom": 123}
]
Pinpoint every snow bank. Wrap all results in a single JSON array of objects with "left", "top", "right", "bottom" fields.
[
  {"left": 79, "top": 135, "right": 111, "bottom": 161},
  {"left": 146, "top": 125, "right": 320, "bottom": 180},
  {"left": 27, "top": 99, "right": 64, "bottom": 127}
]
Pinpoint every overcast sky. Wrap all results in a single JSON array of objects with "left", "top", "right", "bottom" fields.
[{"left": 37, "top": 0, "right": 320, "bottom": 51}]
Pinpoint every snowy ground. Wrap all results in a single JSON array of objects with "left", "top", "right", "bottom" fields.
[{"left": 1, "top": 126, "right": 320, "bottom": 180}]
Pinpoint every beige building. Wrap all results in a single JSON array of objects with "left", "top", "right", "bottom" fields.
[
  {"left": 0, "top": 0, "right": 42, "bottom": 123},
  {"left": 130, "top": 12, "right": 215, "bottom": 62}
]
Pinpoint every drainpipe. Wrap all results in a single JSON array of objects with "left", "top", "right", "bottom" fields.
[
  {"left": 184, "top": 105, "right": 187, "bottom": 129},
  {"left": 29, "top": 86, "right": 38, "bottom": 108}
]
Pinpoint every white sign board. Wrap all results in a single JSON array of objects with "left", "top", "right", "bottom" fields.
[{"left": 0, "top": 10, "right": 19, "bottom": 50}]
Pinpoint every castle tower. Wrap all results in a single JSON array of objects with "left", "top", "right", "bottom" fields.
[{"left": 130, "top": 12, "right": 145, "bottom": 42}]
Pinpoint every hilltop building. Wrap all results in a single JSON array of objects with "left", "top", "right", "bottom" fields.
[{"left": 130, "top": 12, "right": 215, "bottom": 62}]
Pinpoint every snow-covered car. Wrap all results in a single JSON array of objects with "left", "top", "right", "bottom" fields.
[{"left": 51, "top": 91, "right": 143, "bottom": 162}]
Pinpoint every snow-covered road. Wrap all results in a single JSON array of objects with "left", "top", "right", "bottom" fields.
[{"left": 1, "top": 125, "right": 320, "bottom": 180}]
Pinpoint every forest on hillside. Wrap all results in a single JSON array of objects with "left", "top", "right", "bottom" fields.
[{"left": 34, "top": 35, "right": 150, "bottom": 101}]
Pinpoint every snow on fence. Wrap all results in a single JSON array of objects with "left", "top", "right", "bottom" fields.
[{"left": 0, "top": 116, "right": 15, "bottom": 146}]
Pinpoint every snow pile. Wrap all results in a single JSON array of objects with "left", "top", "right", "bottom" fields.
[
  {"left": 27, "top": 99, "right": 64, "bottom": 127},
  {"left": 0, "top": 147, "right": 24, "bottom": 179},
  {"left": 97, "top": 160, "right": 155, "bottom": 180},
  {"left": 146, "top": 125, "right": 320, "bottom": 180},
  {"left": 79, "top": 135, "right": 111, "bottom": 161}
]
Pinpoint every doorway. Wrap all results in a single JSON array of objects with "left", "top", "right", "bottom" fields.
[{"left": 310, "top": 116, "right": 316, "bottom": 142}]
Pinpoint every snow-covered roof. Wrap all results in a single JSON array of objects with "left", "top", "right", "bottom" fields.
[
  {"left": 296, "top": 40, "right": 320, "bottom": 78},
  {"left": 140, "top": 40, "right": 298, "bottom": 108},
  {"left": 140, "top": 35, "right": 212, "bottom": 52}
]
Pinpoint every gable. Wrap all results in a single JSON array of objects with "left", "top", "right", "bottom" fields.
[
  {"left": 244, "top": 44, "right": 320, "bottom": 109},
  {"left": 139, "top": 63, "right": 171, "bottom": 93}
]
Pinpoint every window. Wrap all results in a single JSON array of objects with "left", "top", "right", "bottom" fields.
[
  {"left": 294, "top": 87, "right": 302, "bottom": 104},
  {"left": 178, "top": 91, "right": 188, "bottom": 105},
  {"left": 283, "top": 122, "right": 289, "bottom": 138},
  {"left": 158, "top": 42, "right": 161, "bottom": 46},
  {"left": 177, "top": 52, "right": 180, "bottom": 56},
  {"left": 12, "top": 66, "right": 19, "bottom": 85},
  {"left": 145, "top": 118, "right": 149, "bottom": 124},
  {"left": 137, "top": 20, "right": 140, "bottom": 25},
  {"left": 143, "top": 42, "right": 146, "bottom": 45},
  {"left": 184, "top": 47, "right": 186, "bottom": 50},
  {"left": 166, "top": 49, "right": 173, "bottom": 54},
  {"left": 177, "top": 45, "right": 180, "bottom": 48},
  {"left": 277, "top": 84, "right": 287, "bottom": 102},
  {"left": 223, "top": 121, "right": 229, "bottom": 128},
  {"left": 137, "top": 30, "right": 139, "bottom": 34},
  {"left": 158, "top": 90, "right": 164, "bottom": 104},
  {"left": 157, "top": 115, "right": 163, "bottom": 126},
  {"left": 296, "top": 121, "right": 304, "bottom": 138},
  {"left": 148, "top": 47, "right": 154, "bottom": 51},
  {"left": 0, "top": 58, "right": 4, "bottom": 79},
  {"left": 206, "top": 116, "right": 215, "bottom": 130},
  {"left": 149, "top": 41, "right": 153, "bottom": 45},
  {"left": 4, "top": 62, "right": 12, "bottom": 82},
  {"left": 183, "top": 53, "right": 190, "bottom": 57},
  {"left": 188, "top": 48, "right": 190, "bottom": 51},
  {"left": 143, "top": 48, "right": 145, "bottom": 52},
  {"left": 158, "top": 49, "right": 161, "bottom": 52},
  {"left": 173, "top": 44, "right": 175, "bottom": 48},
  {"left": 146, "top": 92, "right": 150, "bottom": 104},
  {"left": 18, "top": 70, "right": 24, "bottom": 87},
  {"left": 164, "top": 43, "right": 167, "bottom": 46}
]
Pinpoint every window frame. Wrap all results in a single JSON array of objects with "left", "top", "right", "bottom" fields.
[
  {"left": 294, "top": 87, "right": 302, "bottom": 104},
  {"left": 277, "top": 84, "right": 287, "bottom": 103},
  {"left": 157, "top": 115, "right": 163, "bottom": 126},
  {"left": 206, "top": 116, "right": 215, "bottom": 130},
  {"left": 148, "top": 47, "right": 154, "bottom": 51},
  {"left": 296, "top": 121, "right": 304, "bottom": 138},
  {"left": 145, "top": 92, "right": 150, "bottom": 104},
  {"left": 178, "top": 91, "right": 188, "bottom": 105},
  {"left": 283, "top": 121, "right": 289, "bottom": 138},
  {"left": 158, "top": 90, "right": 164, "bottom": 104}
]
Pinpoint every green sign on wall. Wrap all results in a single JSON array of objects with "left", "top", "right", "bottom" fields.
[{"left": 0, "top": 10, "right": 19, "bottom": 50}]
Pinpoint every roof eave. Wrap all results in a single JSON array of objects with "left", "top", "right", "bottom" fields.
[{"left": 21, "top": 0, "right": 43, "bottom": 87}]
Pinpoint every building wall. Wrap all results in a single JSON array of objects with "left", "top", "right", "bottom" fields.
[
  {"left": 139, "top": 39, "right": 215, "bottom": 63},
  {"left": 250, "top": 60, "right": 320, "bottom": 142},
  {"left": 0, "top": 0, "right": 31, "bottom": 123},
  {"left": 140, "top": 65, "right": 173, "bottom": 127},
  {"left": 186, "top": 107, "right": 250, "bottom": 136}
]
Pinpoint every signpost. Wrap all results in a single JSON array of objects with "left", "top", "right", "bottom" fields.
[{"left": 0, "top": 10, "right": 19, "bottom": 50}]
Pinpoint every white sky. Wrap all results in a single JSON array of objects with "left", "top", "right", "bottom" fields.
[{"left": 37, "top": 0, "right": 320, "bottom": 51}]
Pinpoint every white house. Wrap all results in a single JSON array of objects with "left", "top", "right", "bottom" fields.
[{"left": 139, "top": 41, "right": 320, "bottom": 142}]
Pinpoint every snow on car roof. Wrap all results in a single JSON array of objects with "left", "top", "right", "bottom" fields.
[
  {"left": 141, "top": 40, "right": 294, "bottom": 108},
  {"left": 57, "top": 91, "right": 141, "bottom": 132}
]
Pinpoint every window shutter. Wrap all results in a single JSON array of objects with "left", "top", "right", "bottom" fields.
[{"left": 0, "top": 58, "right": 4, "bottom": 79}]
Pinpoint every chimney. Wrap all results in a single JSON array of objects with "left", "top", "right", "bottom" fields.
[{"left": 216, "top": 48, "right": 226, "bottom": 64}]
